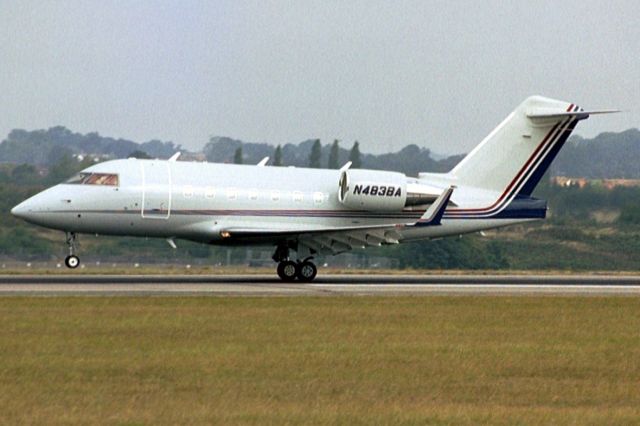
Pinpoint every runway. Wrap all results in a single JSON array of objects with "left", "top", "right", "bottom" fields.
[{"left": 1, "top": 274, "right": 640, "bottom": 296}]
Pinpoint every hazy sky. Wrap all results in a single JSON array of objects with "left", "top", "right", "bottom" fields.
[{"left": 1, "top": 1, "right": 638, "bottom": 155}]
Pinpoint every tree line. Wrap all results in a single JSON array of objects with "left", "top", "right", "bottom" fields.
[
  {"left": 232, "top": 139, "right": 363, "bottom": 169},
  {"left": 6, "top": 126, "right": 640, "bottom": 178}
]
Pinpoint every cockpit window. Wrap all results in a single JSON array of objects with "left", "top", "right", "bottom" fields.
[{"left": 66, "top": 172, "right": 119, "bottom": 186}]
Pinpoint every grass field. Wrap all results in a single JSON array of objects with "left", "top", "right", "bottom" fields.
[{"left": 1, "top": 297, "right": 639, "bottom": 425}]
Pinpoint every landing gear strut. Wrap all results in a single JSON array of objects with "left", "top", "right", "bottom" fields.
[
  {"left": 64, "top": 232, "right": 80, "bottom": 269},
  {"left": 272, "top": 244, "right": 318, "bottom": 282}
]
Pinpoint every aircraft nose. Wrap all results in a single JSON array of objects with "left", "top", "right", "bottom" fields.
[
  {"left": 11, "top": 192, "right": 51, "bottom": 222},
  {"left": 11, "top": 186, "right": 72, "bottom": 228},
  {"left": 11, "top": 200, "right": 30, "bottom": 219}
]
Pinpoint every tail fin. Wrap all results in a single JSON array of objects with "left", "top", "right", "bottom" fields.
[{"left": 449, "top": 96, "right": 584, "bottom": 197}]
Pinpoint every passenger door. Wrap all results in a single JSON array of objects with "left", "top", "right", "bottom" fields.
[{"left": 141, "top": 161, "right": 171, "bottom": 219}]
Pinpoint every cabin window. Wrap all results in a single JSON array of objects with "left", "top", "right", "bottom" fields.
[
  {"left": 205, "top": 187, "right": 216, "bottom": 199},
  {"left": 313, "top": 192, "right": 324, "bottom": 204},
  {"left": 293, "top": 191, "right": 303, "bottom": 203},
  {"left": 66, "top": 173, "right": 119, "bottom": 186},
  {"left": 182, "top": 185, "right": 194, "bottom": 198},
  {"left": 226, "top": 188, "right": 237, "bottom": 200},
  {"left": 271, "top": 191, "right": 280, "bottom": 202},
  {"left": 249, "top": 189, "right": 259, "bottom": 201}
]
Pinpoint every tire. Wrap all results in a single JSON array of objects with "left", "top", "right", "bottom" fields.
[
  {"left": 296, "top": 261, "right": 317, "bottom": 282},
  {"left": 65, "top": 255, "right": 80, "bottom": 269},
  {"left": 277, "top": 260, "right": 297, "bottom": 282}
]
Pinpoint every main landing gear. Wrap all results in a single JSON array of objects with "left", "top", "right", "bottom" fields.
[
  {"left": 276, "top": 259, "right": 317, "bottom": 282},
  {"left": 273, "top": 244, "right": 318, "bottom": 282},
  {"left": 64, "top": 232, "right": 80, "bottom": 269}
]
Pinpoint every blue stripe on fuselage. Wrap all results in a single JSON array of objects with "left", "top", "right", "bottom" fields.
[{"left": 488, "top": 196, "right": 547, "bottom": 219}]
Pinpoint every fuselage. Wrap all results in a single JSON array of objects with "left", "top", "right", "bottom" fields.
[{"left": 10, "top": 158, "right": 531, "bottom": 246}]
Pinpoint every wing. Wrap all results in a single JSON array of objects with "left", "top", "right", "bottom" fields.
[
  {"left": 219, "top": 186, "right": 455, "bottom": 255},
  {"left": 297, "top": 227, "right": 405, "bottom": 255},
  {"left": 222, "top": 223, "right": 405, "bottom": 254}
]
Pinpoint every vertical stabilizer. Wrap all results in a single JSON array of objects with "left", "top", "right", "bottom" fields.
[{"left": 449, "top": 96, "right": 582, "bottom": 197}]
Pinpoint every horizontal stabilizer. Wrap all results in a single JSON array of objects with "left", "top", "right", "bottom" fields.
[
  {"left": 412, "top": 186, "right": 454, "bottom": 227},
  {"left": 527, "top": 109, "right": 620, "bottom": 120}
]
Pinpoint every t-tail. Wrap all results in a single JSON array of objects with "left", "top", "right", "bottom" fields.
[{"left": 441, "top": 96, "right": 617, "bottom": 219}]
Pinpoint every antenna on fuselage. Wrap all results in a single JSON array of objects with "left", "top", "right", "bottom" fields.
[{"left": 339, "top": 161, "right": 352, "bottom": 172}]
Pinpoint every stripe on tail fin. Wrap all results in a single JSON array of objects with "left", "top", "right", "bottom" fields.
[{"left": 446, "top": 96, "right": 584, "bottom": 218}]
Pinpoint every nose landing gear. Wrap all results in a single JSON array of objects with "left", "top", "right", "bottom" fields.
[
  {"left": 65, "top": 255, "right": 80, "bottom": 269},
  {"left": 64, "top": 232, "right": 80, "bottom": 269}
]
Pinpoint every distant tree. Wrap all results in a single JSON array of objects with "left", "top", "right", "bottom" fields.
[
  {"left": 11, "top": 164, "right": 39, "bottom": 184},
  {"left": 328, "top": 139, "right": 340, "bottom": 169},
  {"left": 46, "top": 154, "right": 94, "bottom": 185},
  {"left": 46, "top": 145, "right": 73, "bottom": 166},
  {"left": 274, "top": 145, "right": 283, "bottom": 166},
  {"left": 349, "top": 141, "right": 362, "bottom": 169},
  {"left": 619, "top": 202, "right": 640, "bottom": 225},
  {"left": 234, "top": 147, "right": 243, "bottom": 164},
  {"left": 128, "top": 150, "right": 152, "bottom": 159},
  {"left": 309, "top": 139, "right": 322, "bottom": 168},
  {"left": 0, "top": 227, "right": 53, "bottom": 257},
  {"left": 140, "top": 140, "right": 180, "bottom": 159}
]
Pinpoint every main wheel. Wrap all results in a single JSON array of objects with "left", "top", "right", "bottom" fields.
[
  {"left": 277, "top": 260, "right": 297, "bottom": 282},
  {"left": 65, "top": 255, "right": 80, "bottom": 269},
  {"left": 296, "top": 261, "right": 317, "bottom": 282}
]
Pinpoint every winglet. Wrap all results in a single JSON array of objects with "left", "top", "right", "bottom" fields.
[
  {"left": 168, "top": 152, "right": 181, "bottom": 162},
  {"left": 412, "top": 186, "right": 454, "bottom": 227},
  {"left": 257, "top": 157, "right": 269, "bottom": 166}
]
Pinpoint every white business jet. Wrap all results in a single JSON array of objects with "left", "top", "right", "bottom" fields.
[{"left": 11, "top": 96, "right": 616, "bottom": 281}]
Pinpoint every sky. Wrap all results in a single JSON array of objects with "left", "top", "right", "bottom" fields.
[{"left": 0, "top": 0, "right": 638, "bottom": 155}]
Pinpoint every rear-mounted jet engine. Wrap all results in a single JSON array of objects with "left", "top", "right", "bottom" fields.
[{"left": 338, "top": 169, "right": 442, "bottom": 212}]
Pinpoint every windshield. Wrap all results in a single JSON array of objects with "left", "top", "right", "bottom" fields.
[{"left": 66, "top": 172, "right": 119, "bottom": 186}]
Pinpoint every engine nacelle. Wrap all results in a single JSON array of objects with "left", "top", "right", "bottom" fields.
[{"left": 338, "top": 169, "right": 407, "bottom": 211}]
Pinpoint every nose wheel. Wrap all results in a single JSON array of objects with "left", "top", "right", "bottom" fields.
[
  {"left": 64, "top": 232, "right": 80, "bottom": 269},
  {"left": 65, "top": 255, "right": 80, "bottom": 269}
]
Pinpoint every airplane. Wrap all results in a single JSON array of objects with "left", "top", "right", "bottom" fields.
[{"left": 11, "top": 96, "right": 617, "bottom": 281}]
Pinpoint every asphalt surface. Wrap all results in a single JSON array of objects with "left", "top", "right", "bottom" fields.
[{"left": 1, "top": 274, "right": 640, "bottom": 296}]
